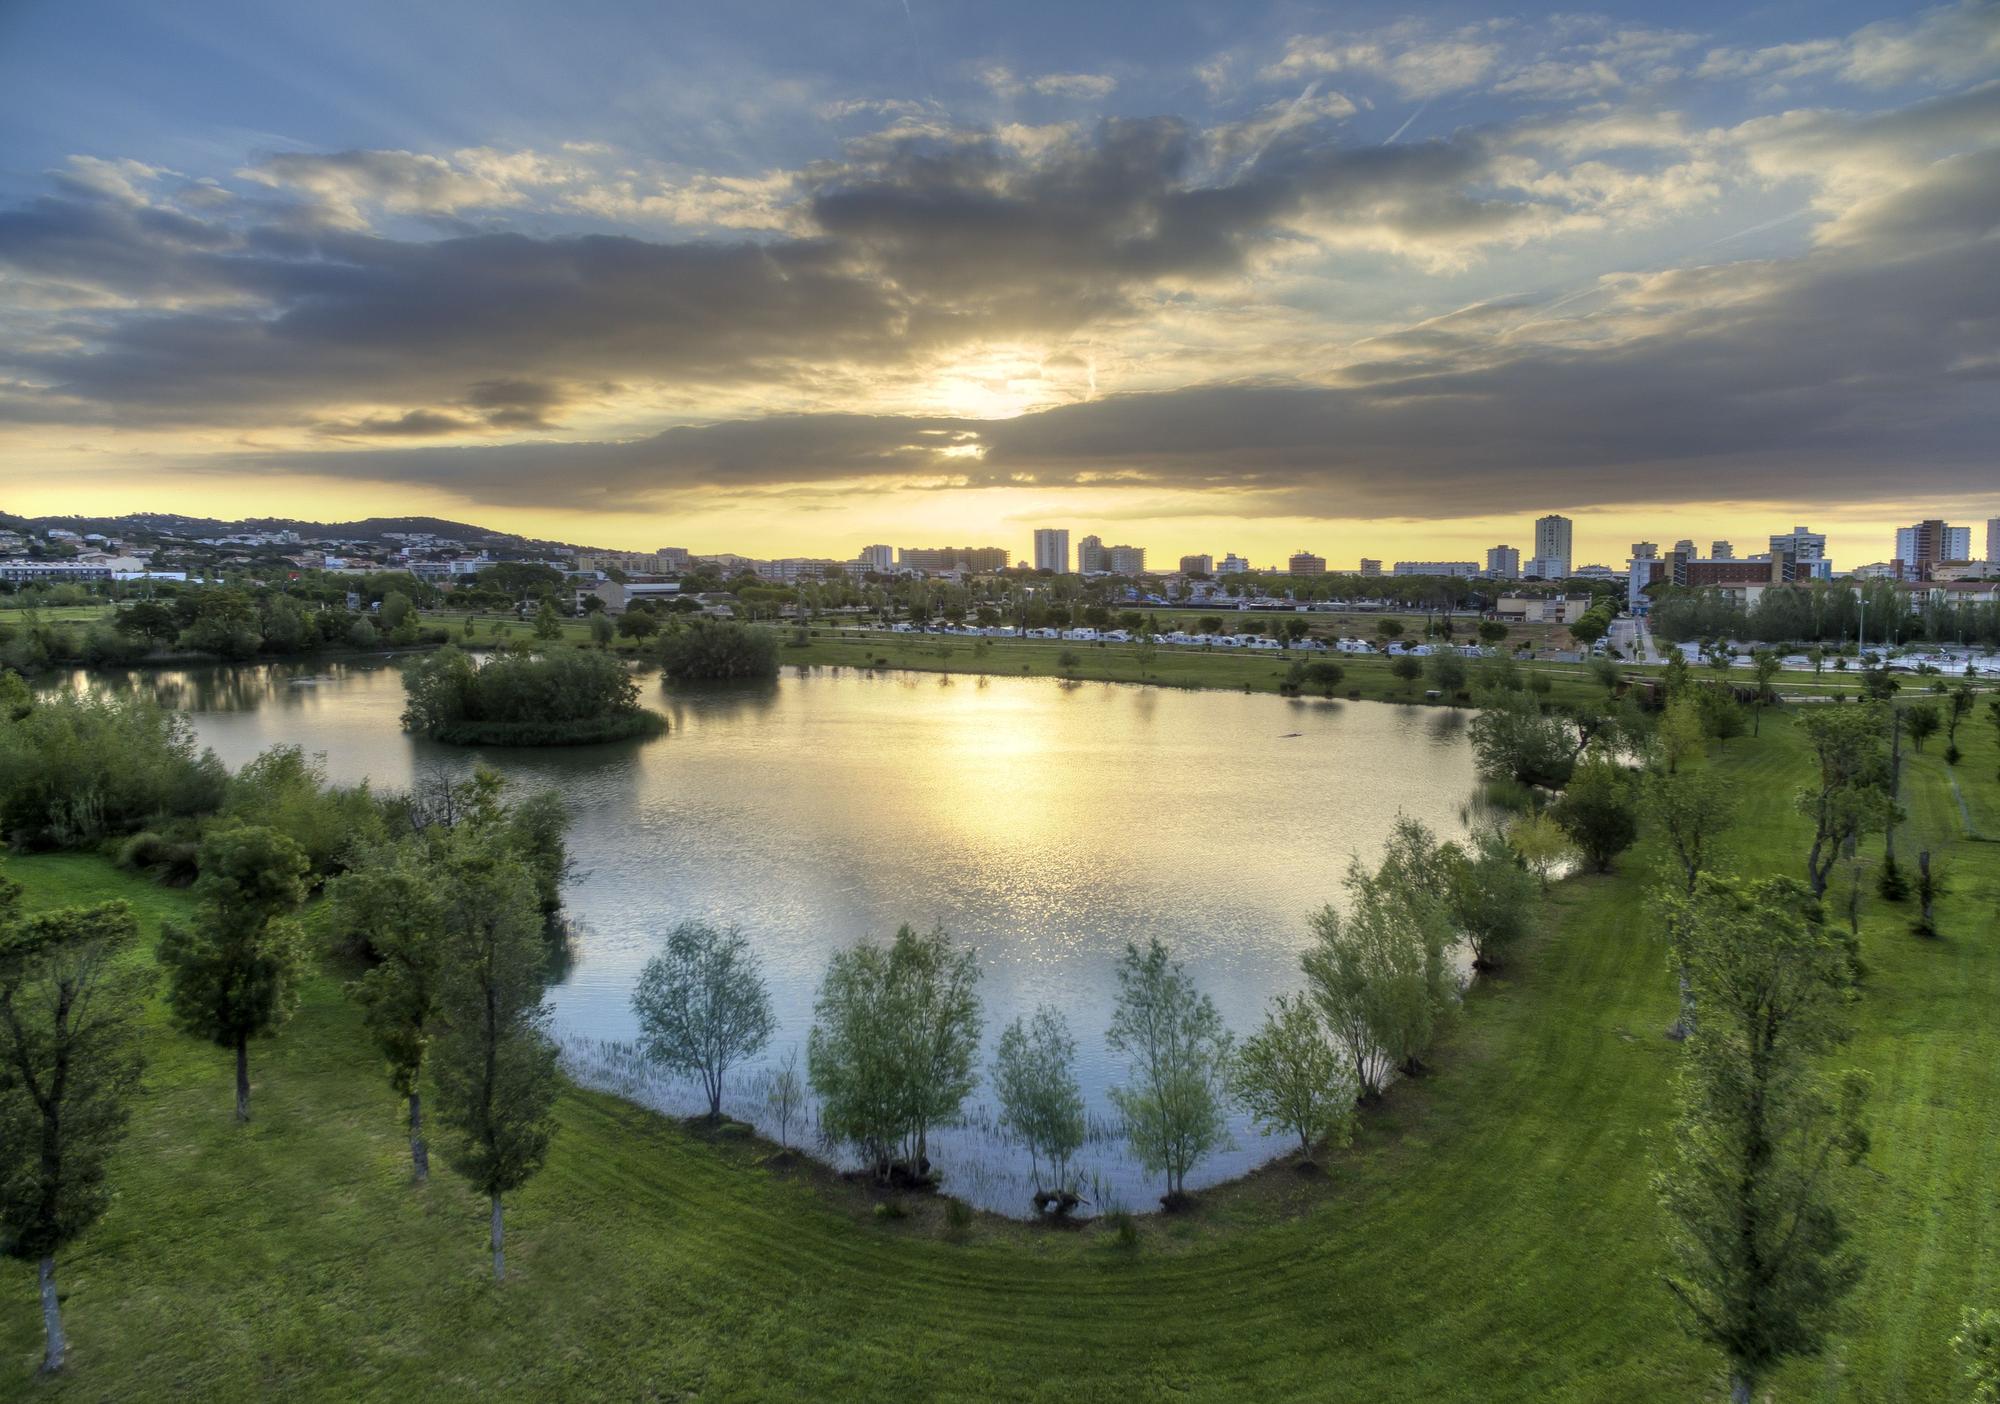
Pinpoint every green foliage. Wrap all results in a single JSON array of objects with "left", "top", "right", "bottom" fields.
[
  {"left": 1794, "top": 703, "right": 1894, "bottom": 897},
  {"left": 1506, "top": 810, "right": 1573, "bottom": 891},
  {"left": 1657, "top": 694, "right": 1706, "bottom": 773},
  {"left": 223, "top": 745, "right": 386, "bottom": 880},
  {"left": 1644, "top": 768, "right": 1736, "bottom": 896},
  {"left": 1106, "top": 939, "right": 1233, "bottom": 1202},
  {"left": 0, "top": 692, "right": 227, "bottom": 847},
  {"left": 1230, "top": 991, "right": 1354, "bottom": 1159},
  {"left": 1469, "top": 693, "right": 1577, "bottom": 789},
  {"left": 991, "top": 1006, "right": 1086, "bottom": 1196},
  {"left": 1427, "top": 650, "right": 1468, "bottom": 695},
  {"left": 1902, "top": 702, "right": 1940, "bottom": 752},
  {"left": 808, "top": 924, "right": 982, "bottom": 1181},
  {"left": 401, "top": 644, "right": 664, "bottom": 745},
  {"left": 631, "top": 922, "right": 775, "bottom": 1119},
  {"left": 1655, "top": 875, "right": 1870, "bottom": 1401},
  {"left": 1446, "top": 827, "right": 1540, "bottom": 970},
  {"left": 1956, "top": 1307, "right": 2000, "bottom": 1404},
  {"left": 655, "top": 618, "right": 781, "bottom": 683},
  {"left": 427, "top": 827, "right": 561, "bottom": 1275},
  {"left": 157, "top": 825, "right": 310, "bottom": 1120},
  {"left": 1553, "top": 758, "right": 1639, "bottom": 873}
]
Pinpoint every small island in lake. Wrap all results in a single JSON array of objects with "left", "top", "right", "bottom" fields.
[{"left": 400, "top": 645, "right": 667, "bottom": 746}]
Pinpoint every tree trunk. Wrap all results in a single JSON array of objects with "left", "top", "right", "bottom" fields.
[
  {"left": 408, "top": 1092, "right": 429, "bottom": 1182},
  {"left": 490, "top": 1194, "right": 505, "bottom": 1281},
  {"left": 1730, "top": 1371, "right": 1752, "bottom": 1404},
  {"left": 234, "top": 1035, "right": 251, "bottom": 1123},
  {"left": 39, "top": 1256, "right": 63, "bottom": 1374},
  {"left": 1668, "top": 964, "right": 1696, "bottom": 1040},
  {"left": 1919, "top": 850, "right": 1934, "bottom": 929}
]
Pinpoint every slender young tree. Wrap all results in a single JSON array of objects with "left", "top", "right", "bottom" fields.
[
  {"left": 158, "top": 824, "right": 309, "bottom": 1122},
  {"left": 1444, "top": 827, "right": 1540, "bottom": 972},
  {"left": 0, "top": 894, "right": 148, "bottom": 1374},
  {"left": 1654, "top": 875, "right": 1870, "bottom": 1404},
  {"left": 1644, "top": 767, "right": 1737, "bottom": 1037},
  {"left": 1794, "top": 704, "right": 1894, "bottom": 898},
  {"left": 333, "top": 841, "right": 447, "bottom": 1180},
  {"left": 1230, "top": 992, "right": 1355, "bottom": 1163},
  {"left": 1106, "top": 938, "right": 1233, "bottom": 1206},
  {"left": 991, "top": 1006, "right": 1087, "bottom": 1201},
  {"left": 631, "top": 921, "right": 775, "bottom": 1120},
  {"left": 430, "top": 831, "right": 561, "bottom": 1280}
]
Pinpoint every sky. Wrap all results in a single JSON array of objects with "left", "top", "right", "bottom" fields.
[{"left": 0, "top": 0, "right": 1996, "bottom": 571}]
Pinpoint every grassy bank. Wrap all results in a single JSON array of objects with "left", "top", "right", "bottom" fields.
[{"left": 3, "top": 710, "right": 1997, "bottom": 1400}]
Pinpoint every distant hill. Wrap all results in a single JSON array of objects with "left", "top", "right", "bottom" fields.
[{"left": 4, "top": 511, "right": 606, "bottom": 554}]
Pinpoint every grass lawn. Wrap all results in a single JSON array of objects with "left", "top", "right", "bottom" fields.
[{"left": 2, "top": 712, "right": 1997, "bottom": 1400}]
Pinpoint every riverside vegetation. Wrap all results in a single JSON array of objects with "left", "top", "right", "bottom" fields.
[{"left": 0, "top": 656, "right": 1996, "bottom": 1400}]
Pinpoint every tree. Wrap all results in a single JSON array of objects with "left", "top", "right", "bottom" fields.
[
  {"left": 1942, "top": 683, "right": 1975, "bottom": 763},
  {"left": 1469, "top": 692, "right": 1576, "bottom": 788},
  {"left": 1427, "top": 650, "right": 1467, "bottom": 696},
  {"left": 656, "top": 618, "right": 780, "bottom": 682},
  {"left": 991, "top": 1006, "right": 1086, "bottom": 1200},
  {"left": 808, "top": 924, "right": 982, "bottom": 1182},
  {"left": 1988, "top": 697, "right": 2000, "bottom": 780},
  {"left": 631, "top": 921, "right": 775, "bottom": 1119},
  {"left": 616, "top": 609, "right": 661, "bottom": 640},
  {"left": 1507, "top": 811, "right": 1573, "bottom": 892},
  {"left": 1230, "top": 992, "right": 1354, "bottom": 1162},
  {"left": 587, "top": 613, "right": 614, "bottom": 647},
  {"left": 1749, "top": 650, "right": 1783, "bottom": 735},
  {"left": 764, "top": 1045, "right": 804, "bottom": 1152},
  {"left": 1391, "top": 655, "right": 1423, "bottom": 690},
  {"left": 1795, "top": 704, "right": 1894, "bottom": 898},
  {"left": 532, "top": 601, "right": 563, "bottom": 640},
  {"left": 1445, "top": 827, "right": 1539, "bottom": 971},
  {"left": 1645, "top": 767, "right": 1737, "bottom": 1036},
  {"left": 1300, "top": 852, "right": 1445, "bottom": 1098},
  {"left": 158, "top": 825, "right": 310, "bottom": 1121},
  {"left": 332, "top": 841, "right": 447, "bottom": 1179},
  {"left": 429, "top": 830, "right": 561, "bottom": 1280},
  {"left": 1477, "top": 620, "right": 1509, "bottom": 647},
  {"left": 1106, "top": 939, "right": 1232, "bottom": 1205},
  {"left": 1302, "top": 660, "right": 1345, "bottom": 696},
  {"left": 0, "top": 893, "right": 148, "bottom": 1373},
  {"left": 1696, "top": 686, "right": 1747, "bottom": 751},
  {"left": 1903, "top": 701, "right": 1940, "bottom": 753},
  {"left": 1552, "top": 758, "right": 1639, "bottom": 873},
  {"left": 1655, "top": 875, "right": 1870, "bottom": 1404},
  {"left": 1657, "top": 694, "right": 1706, "bottom": 774}
]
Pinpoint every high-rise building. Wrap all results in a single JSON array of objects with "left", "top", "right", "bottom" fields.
[
  {"left": 1894, "top": 520, "right": 1969, "bottom": 572},
  {"left": 1288, "top": 550, "right": 1326, "bottom": 575},
  {"left": 1220, "top": 553, "right": 1250, "bottom": 575},
  {"left": 1485, "top": 545, "right": 1520, "bottom": 578},
  {"left": 1357, "top": 558, "right": 1381, "bottom": 577},
  {"left": 1673, "top": 539, "right": 1698, "bottom": 557},
  {"left": 1768, "top": 526, "right": 1830, "bottom": 580},
  {"left": 1534, "top": 514, "right": 1573, "bottom": 580},
  {"left": 1988, "top": 518, "right": 2000, "bottom": 565},
  {"left": 1107, "top": 545, "right": 1147, "bottom": 575},
  {"left": 1626, "top": 543, "right": 1659, "bottom": 611},
  {"left": 857, "top": 544, "right": 894, "bottom": 574},
  {"left": 1629, "top": 541, "right": 1658, "bottom": 558},
  {"left": 1033, "top": 528, "right": 1070, "bottom": 574},
  {"left": 656, "top": 547, "right": 692, "bottom": 570},
  {"left": 1077, "top": 534, "right": 1106, "bottom": 572},
  {"left": 1178, "top": 554, "right": 1214, "bottom": 575},
  {"left": 897, "top": 546, "right": 1008, "bottom": 574},
  {"left": 1710, "top": 540, "right": 1734, "bottom": 560},
  {"left": 1393, "top": 561, "right": 1481, "bottom": 578}
]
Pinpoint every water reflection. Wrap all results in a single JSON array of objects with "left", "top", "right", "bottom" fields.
[{"left": 59, "top": 660, "right": 1483, "bottom": 1215}]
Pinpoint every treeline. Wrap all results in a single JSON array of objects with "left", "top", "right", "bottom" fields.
[
  {"left": 610, "top": 811, "right": 1542, "bottom": 1219},
  {"left": 0, "top": 743, "right": 573, "bottom": 1372},
  {"left": 1651, "top": 578, "right": 2000, "bottom": 648},
  {"left": 400, "top": 645, "right": 667, "bottom": 745}
]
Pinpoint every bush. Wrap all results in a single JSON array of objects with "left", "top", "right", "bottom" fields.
[
  {"left": 400, "top": 645, "right": 666, "bottom": 746},
  {"left": 655, "top": 619, "right": 779, "bottom": 683},
  {"left": 116, "top": 829, "right": 201, "bottom": 883},
  {"left": 0, "top": 692, "right": 228, "bottom": 847}
]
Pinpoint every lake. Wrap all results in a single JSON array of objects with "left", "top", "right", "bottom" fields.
[{"left": 71, "top": 658, "right": 1484, "bottom": 1214}]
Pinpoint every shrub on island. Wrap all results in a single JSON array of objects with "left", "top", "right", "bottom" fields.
[
  {"left": 400, "top": 646, "right": 666, "bottom": 746},
  {"left": 654, "top": 618, "right": 780, "bottom": 683}
]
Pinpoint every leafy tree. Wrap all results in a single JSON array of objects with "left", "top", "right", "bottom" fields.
[
  {"left": 1507, "top": 810, "right": 1573, "bottom": 892},
  {"left": 764, "top": 1045, "right": 804, "bottom": 1152},
  {"left": 1446, "top": 827, "right": 1539, "bottom": 971},
  {"left": 332, "top": 841, "right": 447, "bottom": 1179},
  {"left": 1469, "top": 692, "right": 1576, "bottom": 789},
  {"left": 615, "top": 609, "right": 662, "bottom": 640},
  {"left": 1106, "top": 939, "right": 1233, "bottom": 1205},
  {"left": 587, "top": 613, "right": 614, "bottom": 647},
  {"left": 1695, "top": 686, "right": 1747, "bottom": 751},
  {"left": 0, "top": 692, "right": 228, "bottom": 847},
  {"left": 1301, "top": 851, "right": 1447, "bottom": 1098},
  {"left": 1902, "top": 701, "right": 1940, "bottom": 752},
  {"left": 1655, "top": 875, "right": 1869, "bottom": 1404},
  {"left": 1645, "top": 767, "right": 1737, "bottom": 1036},
  {"left": 158, "top": 825, "right": 310, "bottom": 1121},
  {"left": 1230, "top": 992, "right": 1354, "bottom": 1162},
  {"left": 991, "top": 1006, "right": 1087, "bottom": 1198},
  {"left": 655, "top": 618, "right": 780, "bottom": 682},
  {"left": 1795, "top": 704, "right": 1894, "bottom": 898},
  {"left": 379, "top": 590, "right": 414, "bottom": 630},
  {"left": 0, "top": 892, "right": 148, "bottom": 1374},
  {"left": 1427, "top": 650, "right": 1467, "bottom": 695},
  {"left": 1749, "top": 650, "right": 1783, "bottom": 735},
  {"left": 402, "top": 645, "right": 662, "bottom": 745},
  {"left": 1302, "top": 660, "right": 1345, "bottom": 696},
  {"left": 1476, "top": 620, "right": 1509, "bottom": 646},
  {"left": 631, "top": 921, "right": 775, "bottom": 1119},
  {"left": 1390, "top": 655, "right": 1423, "bottom": 690},
  {"left": 532, "top": 601, "right": 563, "bottom": 640},
  {"left": 1552, "top": 758, "right": 1639, "bottom": 873},
  {"left": 1657, "top": 694, "right": 1706, "bottom": 774},
  {"left": 430, "top": 831, "right": 561, "bottom": 1280},
  {"left": 808, "top": 924, "right": 982, "bottom": 1182},
  {"left": 115, "top": 600, "right": 180, "bottom": 647},
  {"left": 1942, "top": 683, "right": 1975, "bottom": 763}
]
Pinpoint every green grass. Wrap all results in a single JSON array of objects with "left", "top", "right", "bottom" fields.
[{"left": 4, "top": 713, "right": 1998, "bottom": 1400}]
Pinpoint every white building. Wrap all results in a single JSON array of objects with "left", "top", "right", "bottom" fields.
[
  {"left": 856, "top": 544, "right": 894, "bottom": 574},
  {"left": 1392, "top": 561, "right": 1480, "bottom": 578},
  {"left": 1484, "top": 545, "right": 1520, "bottom": 578},
  {"left": 1768, "top": 526, "right": 1832, "bottom": 581},
  {"left": 1218, "top": 553, "right": 1250, "bottom": 575},
  {"left": 1533, "top": 514, "right": 1573, "bottom": 580},
  {"left": 1032, "top": 528, "right": 1070, "bottom": 574}
]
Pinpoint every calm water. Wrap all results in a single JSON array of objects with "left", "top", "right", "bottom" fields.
[{"left": 71, "top": 658, "right": 1482, "bottom": 1214}]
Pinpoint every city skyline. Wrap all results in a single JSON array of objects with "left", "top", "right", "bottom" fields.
[{"left": 1, "top": 2, "right": 1996, "bottom": 568}]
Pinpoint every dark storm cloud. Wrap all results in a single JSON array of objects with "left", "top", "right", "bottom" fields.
[{"left": 220, "top": 152, "right": 2000, "bottom": 517}]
